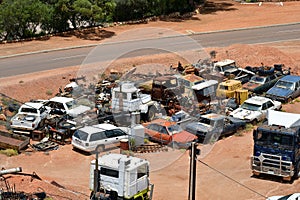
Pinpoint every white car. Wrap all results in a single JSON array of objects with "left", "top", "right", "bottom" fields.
[
  {"left": 44, "top": 96, "right": 91, "bottom": 118},
  {"left": 267, "top": 193, "right": 300, "bottom": 200},
  {"left": 72, "top": 123, "right": 128, "bottom": 153},
  {"left": 10, "top": 102, "right": 49, "bottom": 135},
  {"left": 230, "top": 96, "right": 281, "bottom": 124}
]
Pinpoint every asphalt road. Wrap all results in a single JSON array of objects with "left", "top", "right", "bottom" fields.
[{"left": 1, "top": 23, "right": 300, "bottom": 78}]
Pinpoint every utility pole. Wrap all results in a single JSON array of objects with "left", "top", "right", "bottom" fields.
[{"left": 188, "top": 142, "right": 199, "bottom": 200}]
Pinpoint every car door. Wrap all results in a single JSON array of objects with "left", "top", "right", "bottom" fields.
[
  {"left": 104, "top": 130, "right": 120, "bottom": 147},
  {"left": 146, "top": 124, "right": 161, "bottom": 141},
  {"left": 293, "top": 81, "right": 300, "bottom": 98},
  {"left": 159, "top": 126, "right": 172, "bottom": 144},
  {"left": 88, "top": 131, "right": 106, "bottom": 151},
  {"left": 223, "top": 118, "right": 234, "bottom": 136},
  {"left": 261, "top": 101, "right": 274, "bottom": 120}
]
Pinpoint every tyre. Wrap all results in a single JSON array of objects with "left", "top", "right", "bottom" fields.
[
  {"left": 252, "top": 119, "right": 258, "bottom": 126},
  {"left": 147, "top": 106, "right": 157, "bottom": 121},
  {"left": 293, "top": 162, "right": 300, "bottom": 180}
]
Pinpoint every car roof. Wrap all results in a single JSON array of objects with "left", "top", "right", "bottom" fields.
[
  {"left": 22, "top": 102, "right": 44, "bottom": 109},
  {"left": 214, "top": 59, "right": 235, "bottom": 67},
  {"left": 181, "top": 74, "right": 204, "bottom": 83},
  {"left": 201, "top": 113, "right": 225, "bottom": 120},
  {"left": 219, "top": 79, "right": 241, "bottom": 86},
  {"left": 245, "top": 96, "right": 270, "bottom": 105},
  {"left": 93, "top": 123, "right": 119, "bottom": 130},
  {"left": 78, "top": 126, "right": 104, "bottom": 134},
  {"left": 49, "top": 96, "right": 74, "bottom": 103},
  {"left": 280, "top": 75, "right": 300, "bottom": 82},
  {"left": 192, "top": 80, "right": 218, "bottom": 90},
  {"left": 144, "top": 118, "right": 176, "bottom": 127}
]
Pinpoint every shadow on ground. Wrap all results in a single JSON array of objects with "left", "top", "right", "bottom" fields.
[
  {"left": 200, "top": 1, "right": 237, "bottom": 14},
  {"left": 57, "top": 28, "right": 115, "bottom": 41}
]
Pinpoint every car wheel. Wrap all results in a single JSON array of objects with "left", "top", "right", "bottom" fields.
[
  {"left": 95, "top": 145, "right": 105, "bottom": 153},
  {"left": 252, "top": 119, "right": 258, "bottom": 126}
]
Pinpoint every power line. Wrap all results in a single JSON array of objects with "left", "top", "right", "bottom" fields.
[{"left": 197, "top": 159, "right": 267, "bottom": 199}]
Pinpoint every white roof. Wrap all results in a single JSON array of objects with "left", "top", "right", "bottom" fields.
[
  {"left": 214, "top": 59, "right": 235, "bottom": 67},
  {"left": 267, "top": 110, "right": 300, "bottom": 128},
  {"left": 245, "top": 96, "right": 270, "bottom": 106},
  {"left": 95, "top": 153, "right": 148, "bottom": 170},
  {"left": 65, "top": 82, "right": 78, "bottom": 89},
  {"left": 93, "top": 123, "right": 119, "bottom": 131},
  {"left": 49, "top": 96, "right": 74, "bottom": 103},
  {"left": 22, "top": 102, "right": 44, "bottom": 109},
  {"left": 192, "top": 80, "right": 218, "bottom": 90},
  {"left": 114, "top": 82, "right": 137, "bottom": 93}
]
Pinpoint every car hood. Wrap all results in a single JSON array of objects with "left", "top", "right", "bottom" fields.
[
  {"left": 231, "top": 108, "right": 259, "bottom": 120},
  {"left": 186, "top": 122, "right": 211, "bottom": 134},
  {"left": 68, "top": 105, "right": 91, "bottom": 117},
  {"left": 173, "top": 131, "right": 198, "bottom": 143},
  {"left": 243, "top": 82, "right": 260, "bottom": 91},
  {"left": 267, "top": 87, "right": 293, "bottom": 97}
]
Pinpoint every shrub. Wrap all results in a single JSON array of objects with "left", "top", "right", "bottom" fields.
[{"left": 0, "top": 149, "right": 18, "bottom": 157}]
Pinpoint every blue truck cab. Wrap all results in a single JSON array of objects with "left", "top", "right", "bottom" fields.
[
  {"left": 266, "top": 75, "right": 300, "bottom": 103},
  {"left": 251, "top": 110, "right": 300, "bottom": 181}
]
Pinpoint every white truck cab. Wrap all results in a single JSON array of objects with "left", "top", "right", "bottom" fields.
[{"left": 90, "top": 153, "right": 152, "bottom": 200}]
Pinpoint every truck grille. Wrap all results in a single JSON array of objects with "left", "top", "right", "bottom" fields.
[{"left": 251, "top": 153, "right": 293, "bottom": 177}]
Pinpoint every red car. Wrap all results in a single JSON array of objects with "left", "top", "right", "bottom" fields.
[{"left": 143, "top": 119, "right": 198, "bottom": 148}]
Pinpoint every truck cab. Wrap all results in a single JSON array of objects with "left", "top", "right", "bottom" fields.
[
  {"left": 251, "top": 110, "right": 300, "bottom": 181},
  {"left": 90, "top": 153, "right": 152, "bottom": 200},
  {"left": 111, "top": 82, "right": 161, "bottom": 122}
]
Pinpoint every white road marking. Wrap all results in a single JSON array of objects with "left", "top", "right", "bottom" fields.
[
  {"left": 277, "top": 29, "right": 300, "bottom": 33},
  {"left": 51, "top": 54, "right": 86, "bottom": 61}
]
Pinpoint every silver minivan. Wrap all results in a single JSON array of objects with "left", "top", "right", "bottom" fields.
[{"left": 71, "top": 123, "right": 128, "bottom": 153}]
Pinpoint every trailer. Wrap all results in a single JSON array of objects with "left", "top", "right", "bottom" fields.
[{"left": 0, "top": 131, "right": 30, "bottom": 151}]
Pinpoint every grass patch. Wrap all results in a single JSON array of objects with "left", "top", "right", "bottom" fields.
[
  {"left": 0, "top": 149, "right": 19, "bottom": 157},
  {"left": 235, "top": 131, "right": 244, "bottom": 137},
  {"left": 46, "top": 89, "right": 53, "bottom": 96},
  {"left": 295, "top": 98, "right": 300, "bottom": 103}
]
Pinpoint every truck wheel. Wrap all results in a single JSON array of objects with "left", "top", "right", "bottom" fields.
[{"left": 293, "top": 162, "right": 300, "bottom": 180}]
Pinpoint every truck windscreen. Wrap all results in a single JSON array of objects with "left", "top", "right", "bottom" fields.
[{"left": 256, "top": 130, "right": 294, "bottom": 149}]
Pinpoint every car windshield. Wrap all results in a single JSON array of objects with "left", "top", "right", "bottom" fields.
[
  {"left": 250, "top": 76, "right": 266, "bottom": 84},
  {"left": 167, "top": 124, "right": 183, "bottom": 134},
  {"left": 73, "top": 130, "right": 88, "bottom": 141},
  {"left": 275, "top": 80, "right": 294, "bottom": 90},
  {"left": 20, "top": 107, "right": 38, "bottom": 113},
  {"left": 199, "top": 117, "right": 213, "bottom": 126},
  {"left": 223, "top": 65, "right": 236, "bottom": 71},
  {"left": 241, "top": 102, "right": 261, "bottom": 111}
]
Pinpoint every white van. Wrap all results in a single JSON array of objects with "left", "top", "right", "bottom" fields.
[{"left": 72, "top": 123, "right": 128, "bottom": 153}]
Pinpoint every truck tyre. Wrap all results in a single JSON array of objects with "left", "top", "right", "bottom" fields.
[{"left": 293, "top": 162, "right": 300, "bottom": 180}]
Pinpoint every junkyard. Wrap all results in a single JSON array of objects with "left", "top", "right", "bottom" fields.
[{"left": 1, "top": 0, "right": 300, "bottom": 200}]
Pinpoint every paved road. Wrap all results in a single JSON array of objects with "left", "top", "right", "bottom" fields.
[{"left": 1, "top": 23, "right": 300, "bottom": 78}]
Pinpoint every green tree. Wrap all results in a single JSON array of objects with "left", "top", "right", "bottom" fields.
[{"left": 0, "top": 0, "right": 52, "bottom": 40}]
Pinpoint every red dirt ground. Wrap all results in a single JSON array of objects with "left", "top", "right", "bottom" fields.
[{"left": 1, "top": 0, "right": 300, "bottom": 199}]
